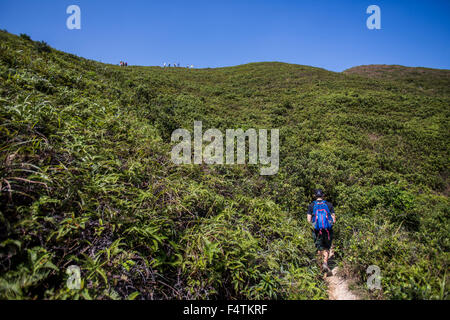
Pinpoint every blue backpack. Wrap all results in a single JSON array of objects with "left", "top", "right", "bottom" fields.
[{"left": 312, "top": 200, "right": 333, "bottom": 231}]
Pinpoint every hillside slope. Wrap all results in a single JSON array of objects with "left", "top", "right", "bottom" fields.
[
  {"left": 344, "top": 64, "right": 450, "bottom": 94},
  {"left": 0, "top": 31, "right": 449, "bottom": 300}
]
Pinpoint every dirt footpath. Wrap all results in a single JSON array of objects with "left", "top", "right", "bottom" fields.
[{"left": 325, "top": 250, "right": 360, "bottom": 300}]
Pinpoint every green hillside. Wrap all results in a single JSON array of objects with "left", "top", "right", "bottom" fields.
[{"left": 0, "top": 30, "right": 448, "bottom": 300}]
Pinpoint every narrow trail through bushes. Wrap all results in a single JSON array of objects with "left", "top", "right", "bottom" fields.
[
  {"left": 325, "top": 251, "right": 360, "bottom": 300},
  {"left": 326, "top": 267, "right": 360, "bottom": 300}
]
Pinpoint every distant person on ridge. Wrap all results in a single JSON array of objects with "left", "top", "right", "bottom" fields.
[{"left": 307, "top": 189, "right": 336, "bottom": 275}]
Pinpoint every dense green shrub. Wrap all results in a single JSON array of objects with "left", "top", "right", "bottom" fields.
[
  {"left": 19, "top": 33, "right": 31, "bottom": 41},
  {"left": 35, "top": 41, "right": 51, "bottom": 53}
]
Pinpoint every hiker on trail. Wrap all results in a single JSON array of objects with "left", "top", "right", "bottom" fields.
[{"left": 307, "top": 189, "right": 336, "bottom": 274}]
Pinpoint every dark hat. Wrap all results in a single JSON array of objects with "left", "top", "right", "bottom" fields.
[{"left": 314, "top": 189, "right": 324, "bottom": 198}]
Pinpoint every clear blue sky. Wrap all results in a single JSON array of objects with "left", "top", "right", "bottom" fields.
[{"left": 0, "top": 0, "right": 449, "bottom": 71}]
